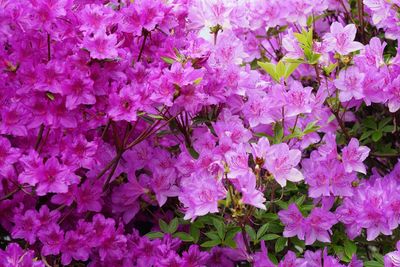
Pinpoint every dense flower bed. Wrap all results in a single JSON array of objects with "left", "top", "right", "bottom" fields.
[{"left": 1, "top": 0, "right": 400, "bottom": 266}]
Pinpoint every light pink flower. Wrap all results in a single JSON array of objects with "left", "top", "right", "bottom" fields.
[
  {"left": 324, "top": 22, "right": 364, "bottom": 55},
  {"left": 342, "top": 138, "right": 370, "bottom": 174},
  {"left": 264, "top": 143, "right": 304, "bottom": 187}
]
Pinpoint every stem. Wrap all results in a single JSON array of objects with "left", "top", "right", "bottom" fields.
[
  {"left": 292, "top": 115, "right": 299, "bottom": 134},
  {"left": 0, "top": 188, "right": 20, "bottom": 202},
  {"left": 241, "top": 224, "right": 252, "bottom": 255},
  {"left": 357, "top": 0, "right": 365, "bottom": 43},
  {"left": 331, "top": 107, "right": 351, "bottom": 140},
  {"left": 339, "top": 0, "right": 360, "bottom": 29},
  {"left": 34, "top": 124, "right": 45, "bottom": 151},
  {"left": 137, "top": 30, "right": 148, "bottom": 62},
  {"left": 370, "top": 152, "right": 400, "bottom": 158},
  {"left": 101, "top": 120, "right": 111, "bottom": 139},
  {"left": 314, "top": 64, "right": 321, "bottom": 84},
  {"left": 47, "top": 34, "right": 51, "bottom": 61}
]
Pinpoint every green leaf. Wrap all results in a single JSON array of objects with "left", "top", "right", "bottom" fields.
[
  {"left": 275, "top": 200, "right": 288, "bottom": 210},
  {"left": 168, "top": 218, "right": 179, "bottom": 233},
  {"left": 46, "top": 92, "right": 55, "bottom": 101},
  {"left": 304, "top": 120, "right": 320, "bottom": 134},
  {"left": 257, "top": 61, "right": 278, "bottom": 81},
  {"left": 378, "top": 117, "right": 392, "bottom": 129},
  {"left": 205, "top": 231, "right": 220, "bottom": 240},
  {"left": 371, "top": 131, "right": 383, "bottom": 142},
  {"left": 146, "top": 232, "right": 164, "bottom": 239},
  {"left": 382, "top": 125, "right": 394, "bottom": 133},
  {"left": 260, "top": 234, "right": 280, "bottom": 241},
  {"left": 201, "top": 239, "right": 221, "bottom": 248},
  {"left": 262, "top": 213, "right": 279, "bottom": 220},
  {"left": 213, "top": 219, "right": 225, "bottom": 239},
  {"left": 275, "top": 237, "right": 287, "bottom": 253},
  {"left": 225, "top": 227, "right": 241, "bottom": 240},
  {"left": 359, "top": 131, "right": 373, "bottom": 141},
  {"left": 323, "top": 63, "right": 337, "bottom": 75},
  {"left": 276, "top": 60, "right": 286, "bottom": 79},
  {"left": 265, "top": 222, "right": 283, "bottom": 233},
  {"left": 161, "top": 56, "right": 175, "bottom": 64},
  {"left": 373, "top": 253, "right": 384, "bottom": 264},
  {"left": 364, "top": 261, "right": 384, "bottom": 267},
  {"left": 173, "top": 232, "right": 194, "bottom": 242},
  {"left": 223, "top": 238, "right": 237, "bottom": 248},
  {"left": 284, "top": 62, "right": 300, "bottom": 79},
  {"left": 245, "top": 225, "right": 256, "bottom": 241},
  {"left": 193, "top": 77, "right": 203, "bottom": 85},
  {"left": 268, "top": 253, "right": 279, "bottom": 265},
  {"left": 257, "top": 224, "right": 269, "bottom": 240},
  {"left": 159, "top": 219, "right": 169, "bottom": 233},
  {"left": 190, "top": 226, "right": 200, "bottom": 243},
  {"left": 364, "top": 117, "right": 377, "bottom": 129},
  {"left": 295, "top": 195, "right": 306, "bottom": 206},
  {"left": 273, "top": 122, "right": 284, "bottom": 144},
  {"left": 147, "top": 113, "right": 165, "bottom": 120},
  {"left": 188, "top": 146, "right": 199, "bottom": 159},
  {"left": 344, "top": 240, "right": 357, "bottom": 258}
]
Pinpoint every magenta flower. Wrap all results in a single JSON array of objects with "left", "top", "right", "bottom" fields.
[
  {"left": 264, "top": 143, "right": 304, "bottom": 187},
  {"left": 324, "top": 22, "right": 364, "bottom": 55},
  {"left": 236, "top": 172, "right": 266, "bottom": 210},
  {"left": 388, "top": 76, "right": 400, "bottom": 113},
  {"left": 38, "top": 223, "right": 64, "bottom": 256},
  {"left": 304, "top": 208, "right": 337, "bottom": 245},
  {"left": 61, "top": 230, "right": 92, "bottom": 265},
  {"left": 82, "top": 31, "right": 118, "bottom": 60},
  {"left": 0, "top": 243, "right": 44, "bottom": 267},
  {"left": 334, "top": 66, "right": 365, "bottom": 102},
  {"left": 111, "top": 176, "right": 145, "bottom": 223},
  {"left": 61, "top": 73, "right": 95, "bottom": 110},
  {"left": 0, "top": 137, "right": 20, "bottom": 177},
  {"left": 34, "top": 157, "right": 79, "bottom": 196},
  {"left": 342, "top": 138, "right": 370, "bottom": 174},
  {"left": 179, "top": 172, "right": 226, "bottom": 221},
  {"left": 75, "top": 180, "right": 103, "bottom": 213},
  {"left": 385, "top": 241, "right": 400, "bottom": 267},
  {"left": 11, "top": 209, "right": 41, "bottom": 244},
  {"left": 278, "top": 203, "right": 306, "bottom": 239}
]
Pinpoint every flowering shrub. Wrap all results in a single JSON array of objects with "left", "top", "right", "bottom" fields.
[{"left": 1, "top": 0, "right": 400, "bottom": 266}]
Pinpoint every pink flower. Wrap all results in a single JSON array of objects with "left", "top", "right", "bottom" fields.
[
  {"left": 285, "top": 81, "right": 313, "bottom": 117},
  {"left": 61, "top": 230, "right": 91, "bottom": 265},
  {"left": 342, "top": 138, "right": 370, "bottom": 174},
  {"left": 20, "top": 156, "right": 79, "bottom": 196},
  {"left": 385, "top": 241, "right": 400, "bottom": 267},
  {"left": 75, "top": 180, "right": 103, "bottom": 213},
  {"left": 324, "top": 22, "right": 364, "bottom": 55},
  {"left": 264, "top": 143, "right": 304, "bottom": 187},
  {"left": 82, "top": 31, "right": 118, "bottom": 60},
  {"left": 251, "top": 137, "right": 270, "bottom": 165},
  {"left": 334, "top": 66, "right": 365, "bottom": 102},
  {"left": 61, "top": 73, "right": 95, "bottom": 110},
  {"left": 108, "top": 86, "right": 141, "bottom": 122},
  {"left": 179, "top": 172, "right": 226, "bottom": 221},
  {"left": 278, "top": 203, "right": 306, "bottom": 239},
  {"left": 0, "top": 137, "right": 20, "bottom": 177},
  {"left": 141, "top": 170, "right": 179, "bottom": 206},
  {"left": 225, "top": 144, "right": 251, "bottom": 178},
  {"left": 38, "top": 223, "right": 64, "bottom": 256},
  {"left": 388, "top": 76, "right": 400, "bottom": 113},
  {"left": 111, "top": 176, "right": 145, "bottom": 223},
  {"left": 236, "top": 172, "right": 266, "bottom": 210},
  {"left": 304, "top": 208, "right": 337, "bottom": 245},
  {"left": 11, "top": 209, "right": 41, "bottom": 244},
  {"left": 0, "top": 243, "right": 44, "bottom": 267}
]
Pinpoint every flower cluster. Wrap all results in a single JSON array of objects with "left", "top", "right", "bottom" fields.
[{"left": 0, "top": 0, "right": 400, "bottom": 266}]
